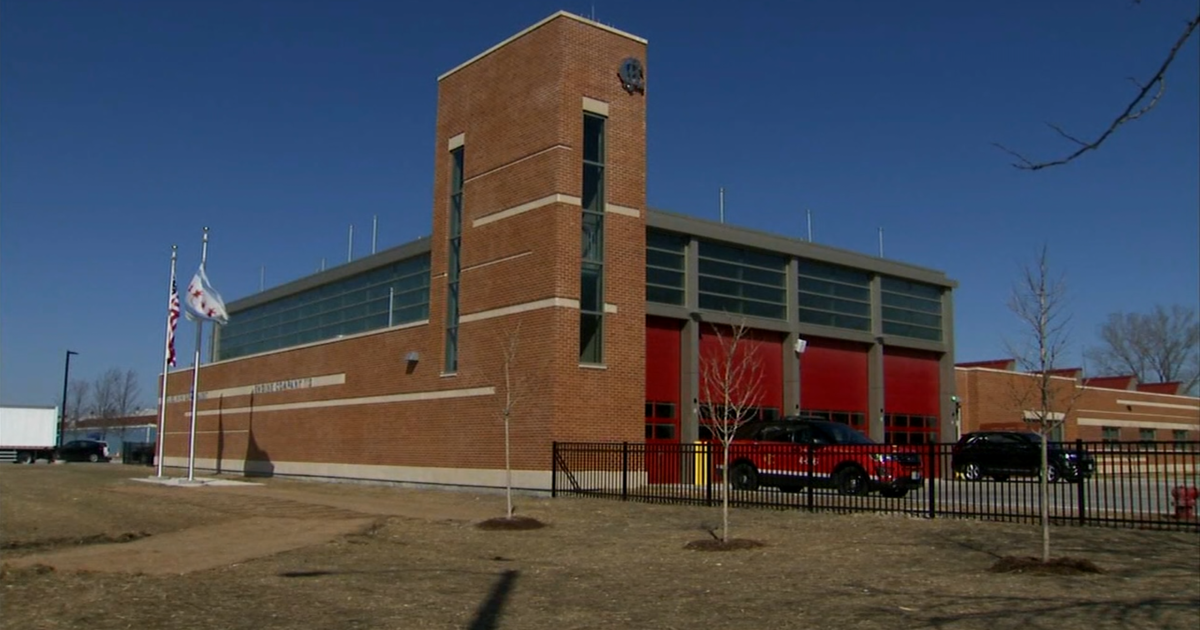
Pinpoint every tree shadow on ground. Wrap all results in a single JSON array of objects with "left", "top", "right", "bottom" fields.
[
  {"left": 857, "top": 587, "right": 1199, "bottom": 630},
  {"left": 277, "top": 567, "right": 521, "bottom": 630},
  {"left": 466, "top": 569, "right": 518, "bottom": 630},
  {"left": 927, "top": 525, "right": 1200, "bottom": 579}
]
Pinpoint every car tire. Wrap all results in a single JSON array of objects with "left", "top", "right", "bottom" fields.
[
  {"left": 962, "top": 462, "right": 983, "bottom": 481},
  {"left": 880, "top": 487, "right": 909, "bottom": 499},
  {"left": 17, "top": 452, "right": 33, "bottom": 464},
  {"left": 1049, "top": 465, "right": 1077, "bottom": 483},
  {"left": 88, "top": 453, "right": 100, "bottom": 463},
  {"left": 730, "top": 463, "right": 759, "bottom": 491},
  {"left": 835, "top": 466, "right": 868, "bottom": 496}
]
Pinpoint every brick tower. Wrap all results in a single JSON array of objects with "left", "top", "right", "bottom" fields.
[{"left": 429, "top": 12, "right": 649, "bottom": 465}]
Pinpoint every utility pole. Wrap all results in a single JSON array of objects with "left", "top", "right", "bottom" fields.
[{"left": 58, "top": 350, "right": 79, "bottom": 447}]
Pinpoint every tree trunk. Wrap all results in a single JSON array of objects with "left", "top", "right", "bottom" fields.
[
  {"left": 1040, "top": 433, "right": 1050, "bottom": 562},
  {"left": 722, "top": 440, "right": 730, "bottom": 543},
  {"left": 504, "top": 412, "right": 513, "bottom": 520}
]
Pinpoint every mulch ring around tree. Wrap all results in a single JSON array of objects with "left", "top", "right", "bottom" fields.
[
  {"left": 475, "top": 516, "right": 547, "bottom": 531},
  {"left": 1, "top": 532, "right": 151, "bottom": 553},
  {"left": 989, "top": 555, "right": 1103, "bottom": 575},
  {"left": 683, "top": 538, "right": 766, "bottom": 552}
]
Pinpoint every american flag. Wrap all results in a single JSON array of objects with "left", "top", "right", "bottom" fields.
[{"left": 167, "top": 279, "right": 180, "bottom": 367}]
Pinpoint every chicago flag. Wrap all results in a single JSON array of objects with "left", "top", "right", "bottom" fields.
[{"left": 185, "top": 267, "right": 230, "bottom": 326}]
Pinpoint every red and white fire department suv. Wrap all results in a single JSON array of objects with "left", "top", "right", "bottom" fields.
[{"left": 719, "top": 417, "right": 924, "bottom": 498}]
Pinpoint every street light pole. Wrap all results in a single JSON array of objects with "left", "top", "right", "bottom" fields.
[
  {"left": 795, "top": 338, "right": 807, "bottom": 415},
  {"left": 59, "top": 350, "right": 79, "bottom": 447}
]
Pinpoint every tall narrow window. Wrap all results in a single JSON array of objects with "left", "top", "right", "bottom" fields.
[
  {"left": 445, "top": 146, "right": 464, "bottom": 372},
  {"left": 580, "top": 113, "right": 606, "bottom": 364}
]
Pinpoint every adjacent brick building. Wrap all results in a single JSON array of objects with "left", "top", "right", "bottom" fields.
[
  {"left": 160, "top": 12, "right": 960, "bottom": 489},
  {"left": 955, "top": 360, "right": 1199, "bottom": 443}
]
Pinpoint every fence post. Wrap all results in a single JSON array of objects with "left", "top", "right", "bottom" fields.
[
  {"left": 705, "top": 442, "right": 713, "bottom": 507},
  {"left": 621, "top": 442, "right": 629, "bottom": 501},
  {"left": 806, "top": 442, "right": 815, "bottom": 511},
  {"left": 928, "top": 438, "right": 937, "bottom": 519},
  {"left": 551, "top": 441, "right": 558, "bottom": 498},
  {"left": 1076, "top": 438, "right": 1086, "bottom": 526}
]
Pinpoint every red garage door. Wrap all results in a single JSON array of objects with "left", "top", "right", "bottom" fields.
[
  {"left": 799, "top": 338, "right": 870, "bottom": 432},
  {"left": 646, "top": 317, "right": 682, "bottom": 484},
  {"left": 699, "top": 326, "right": 784, "bottom": 429},
  {"left": 884, "top": 348, "right": 941, "bottom": 445}
]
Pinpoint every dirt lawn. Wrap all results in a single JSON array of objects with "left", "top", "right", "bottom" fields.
[{"left": 1, "top": 465, "right": 1197, "bottom": 630}]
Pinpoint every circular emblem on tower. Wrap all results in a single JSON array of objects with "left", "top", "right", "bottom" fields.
[{"left": 618, "top": 57, "right": 645, "bottom": 95}]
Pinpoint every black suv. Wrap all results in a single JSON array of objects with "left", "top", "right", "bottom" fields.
[
  {"left": 56, "top": 439, "right": 111, "bottom": 463},
  {"left": 951, "top": 431, "right": 1094, "bottom": 482}
]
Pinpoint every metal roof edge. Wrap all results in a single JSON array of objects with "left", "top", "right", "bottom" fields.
[
  {"left": 226, "top": 237, "right": 432, "bottom": 313},
  {"left": 437, "top": 11, "right": 647, "bottom": 82},
  {"left": 645, "top": 208, "right": 958, "bottom": 288}
]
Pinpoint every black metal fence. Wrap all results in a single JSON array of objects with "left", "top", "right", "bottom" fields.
[
  {"left": 551, "top": 439, "right": 1200, "bottom": 531},
  {"left": 121, "top": 441, "right": 156, "bottom": 466}
]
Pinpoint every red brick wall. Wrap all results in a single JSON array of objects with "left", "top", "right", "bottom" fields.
[{"left": 162, "top": 14, "right": 650, "bottom": 482}]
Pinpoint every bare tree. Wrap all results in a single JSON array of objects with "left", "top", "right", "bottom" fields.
[
  {"left": 66, "top": 379, "right": 90, "bottom": 430},
  {"left": 92, "top": 369, "right": 122, "bottom": 426},
  {"left": 1085, "top": 305, "right": 1200, "bottom": 394},
  {"left": 497, "top": 322, "right": 525, "bottom": 520},
  {"left": 995, "top": 5, "right": 1199, "bottom": 171},
  {"left": 115, "top": 369, "right": 141, "bottom": 416},
  {"left": 698, "top": 320, "right": 765, "bottom": 544},
  {"left": 91, "top": 368, "right": 141, "bottom": 440},
  {"left": 1005, "top": 245, "right": 1083, "bottom": 563},
  {"left": 114, "top": 369, "right": 141, "bottom": 445}
]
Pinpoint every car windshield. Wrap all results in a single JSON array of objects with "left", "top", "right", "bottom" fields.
[{"left": 822, "top": 422, "right": 876, "bottom": 445}]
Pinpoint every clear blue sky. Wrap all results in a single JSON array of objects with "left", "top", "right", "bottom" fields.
[{"left": 2, "top": 0, "right": 1197, "bottom": 408}]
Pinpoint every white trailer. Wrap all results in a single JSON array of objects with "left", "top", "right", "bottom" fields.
[{"left": 0, "top": 405, "right": 59, "bottom": 463}]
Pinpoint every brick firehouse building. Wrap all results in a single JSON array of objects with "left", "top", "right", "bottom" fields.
[{"left": 161, "top": 12, "right": 959, "bottom": 489}]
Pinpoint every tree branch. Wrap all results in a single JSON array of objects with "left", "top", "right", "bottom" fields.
[{"left": 994, "top": 10, "right": 1198, "bottom": 171}]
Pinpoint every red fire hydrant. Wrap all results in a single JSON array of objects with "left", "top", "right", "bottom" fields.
[{"left": 1170, "top": 486, "right": 1199, "bottom": 519}]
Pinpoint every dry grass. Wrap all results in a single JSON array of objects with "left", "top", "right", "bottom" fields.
[{"left": 2, "top": 464, "right": 1198, "bottom": 630}]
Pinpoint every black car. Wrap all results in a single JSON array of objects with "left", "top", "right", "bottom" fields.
[
  {"left": 951, "top": 431, "right": 1094, "bottom": 482},
  {"left": 56, "top": 439, "right": 111, "bottom": 463}
]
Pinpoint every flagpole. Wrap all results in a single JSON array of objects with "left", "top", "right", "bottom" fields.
[
  {"left": 155, "top": 245, "right": 177, "bottom": 478},
  {"left": 187, "top": 228, "right": 209, "bottom": 482}
]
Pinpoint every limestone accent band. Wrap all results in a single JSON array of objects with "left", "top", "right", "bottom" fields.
[
  {"left": 473, "top": 193, "right": 582, "bottom": 228},
  {"left": 583, "top": 96, "right": 609, "bottom": 116},
  {"left": 184, "top": 386, "right": 495, "bottom": 418},
  {"left": 460, "top": 297, "right": 580, "bottom": 324},
  {"left": 605, "top": 203, "right": 640, "bottom": 218},
  {"left": 158, "top": 457, "right": 651, "bottom": 492}
]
